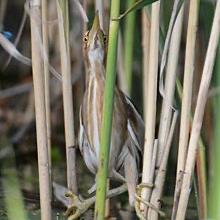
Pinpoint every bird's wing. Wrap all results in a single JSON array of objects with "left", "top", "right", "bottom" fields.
[
  {"left": 79, "top": 106, "right": 97, "bottom": 174},
  {"left": 122, "top": 93, "right": 145, "bottom": 152}
]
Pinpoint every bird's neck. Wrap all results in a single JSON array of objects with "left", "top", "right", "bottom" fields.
[{"left": 88, "top": 58, "right": 105, "bottom": 80}]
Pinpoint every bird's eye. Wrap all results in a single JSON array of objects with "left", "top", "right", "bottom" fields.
[
  {"left": 83, "top": 31, "right": 89, "bottom": 43},
  {"left": 103, "top": 35, "right": 107, "bottom": 44},
  {"left": 83, "top": 36, "right": 88, "bottom": 43}
]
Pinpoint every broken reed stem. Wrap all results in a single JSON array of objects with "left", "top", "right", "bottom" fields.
[
  {"left": 124, "top": 0, "right": 136, "bottom": 95},
  {"left": 142, "top": 8, "right": 150, "bottom": 121},
  {"left": 140, "top": 1, "right": 160, "bottom": 215},
  {"left": 94, "top": 1, "right": 120, "bottom": 219},
  {"left": 30, "top": 1, "right": 51, "bottom": 220},
  {"left": 56, "top": 0, "right": 77, "bottom": 193},
  {"left": 176, "top": 1, "right": 220, "bottom": 219},
  {"left": 148, "top": 111, "right": 178, "bottom": 220},
  {"left": 41, "top": 0, "right": 51, "bottom": 193},
  {"left": 172, "top": 1, "right": 200, "bottom": 219}
]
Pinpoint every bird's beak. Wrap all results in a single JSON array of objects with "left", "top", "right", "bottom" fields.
[{"left": 89, "top": 11, "right": 101, "bottom": 41}]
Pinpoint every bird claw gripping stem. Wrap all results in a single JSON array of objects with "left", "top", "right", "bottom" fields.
[
  {"left": 64, "top": 191, "right": 95, "bottom": 220},
  {"left": 64, "top": 184, "right": 128, "bottom": 219},
  {"left": 134, "top": 183, "right": 166, "bottom": 219}
]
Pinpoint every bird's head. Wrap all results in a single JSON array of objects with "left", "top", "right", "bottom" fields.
[{"left": 83, "top": 12, "right": 107, "bottom": 67}]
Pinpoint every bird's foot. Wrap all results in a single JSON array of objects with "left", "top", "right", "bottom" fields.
[
  {"left": 64, "top": 184, "right": 128, "bottom": 220},
  {"left": 64, "top": 192, "right": 95, "bottom": 220},
  {"left": 134, "top": 183, "right": 166, "bottom": 219}
]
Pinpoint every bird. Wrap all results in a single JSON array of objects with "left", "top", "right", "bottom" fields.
[{"left": 78, "top": 12, "right": 145, "bottom": 207}]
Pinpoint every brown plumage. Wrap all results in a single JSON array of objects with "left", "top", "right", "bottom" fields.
[{"left": 79, "top": 13, "right": 144, "bottom": 206}]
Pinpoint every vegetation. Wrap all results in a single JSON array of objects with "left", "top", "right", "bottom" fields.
[{"left": 0, "top": 0, "right": 219, "bottom": 219}]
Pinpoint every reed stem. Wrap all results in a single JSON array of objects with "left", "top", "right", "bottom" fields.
[
  {"left": 140, "top": 1, "right": 160, "bottom": 215},
  {"left": 56, "top": 0, "right": 78, "bottom": 193},
  {"left": 124, "top": 0, "right": 136, "bottom": 95},
  {"left": 30, "top": 1, "right": 51, "bottom": 219},
  {"left": 94, "top": 1, "right": 120, "bottom": 219},
  {"left": 172, "top": 0, "right": 200, "bottom": 218},
  {"left": 176, "top": 1, "right": 220, "bottom": 219}
]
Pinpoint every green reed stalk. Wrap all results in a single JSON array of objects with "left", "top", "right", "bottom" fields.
[
  {"left": 124, "top": 0, "right": 136, "bottom": 95},
  {"left": 94, "top": 1, "right": 120, "bottom": 219},
  {"left": 209, "top": 43, "right": 220, "bottom": 220},
  {"left": 1, "top": 137, "right": 28, "bottom": 220}
]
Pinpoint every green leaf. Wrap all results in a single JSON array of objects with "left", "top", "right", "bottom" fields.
[{"left": 113, "top": 0, "right": 159, "bottom": 20}]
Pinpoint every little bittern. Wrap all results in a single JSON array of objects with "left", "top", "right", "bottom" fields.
[{"left": 79, "top": 12, "right": 145, "bottom": 207}]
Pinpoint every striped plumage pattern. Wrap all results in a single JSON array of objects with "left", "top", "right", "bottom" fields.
[{"left": 79, "top": 14, "right": 144, "bottom": 206}]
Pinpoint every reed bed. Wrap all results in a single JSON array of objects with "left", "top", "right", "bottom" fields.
[{"left": 0, "top": 0, "right": 220, "bottom": 220}]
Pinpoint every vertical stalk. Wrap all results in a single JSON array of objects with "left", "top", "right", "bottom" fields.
[
  {"left": 56, "top": 0, "right": 77, "bottom": 193},
  {"left": 172, "top": 1, "right": 200, "bottom": 218},
  {"left": 30, "top": 1, "right": 51, "bottom": 219},
  {"left": 140, "top": 1, "right": 160, "bottom": 215},
  {"left": 176, "top": 1, "right": 220, "bottom": 219},
  {"left": 176, "top": 78, "right": 207, "bottom": 220},
  {"left": 157, "top": 4, "right": 184, "bottom": 175},
  {"left": 41, "top": 0, "right": 51, "bottom": 193},
  {"left": 147, "top": 5, "right": 184, "bottom": 220},
  {"left": 142, "top": 9, "right": 150, "bottom": 121},
  {"left": 0, "top": 0, "right": 7, "bottom": 28},
  {"left": 1, "top": 137, "right": 28, "bottom": 220},
  {"left": 209, "top": 44, "right": 220, "bottom": 219},
  {"left": 124, "top": 0, "right": 136, "bottom": 95},
  {"left": 94, "top": 1, "right": 120, "bottom": 219},
  {"left": 196, "top": 138, "right": 207, "bottom": 219},
  {"left": 148, "top": 112, "right": 178, "bottom": 220}
]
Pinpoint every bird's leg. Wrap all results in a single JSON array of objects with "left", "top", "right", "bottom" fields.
[
  {"left": 134, "top": 183, "right": 166, "bottom": 219},
  {"left": 64, "top": 184, "right": 128, "bottom": 220}
]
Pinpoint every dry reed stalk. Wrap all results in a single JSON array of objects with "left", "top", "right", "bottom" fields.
[
  {"left": 172, "top": 1, "right": 200, "bottom": 218},
  {"left": 193, "top": 30, "right": 207, "bottom": 220},
  {"left": 140, "top": 1, "right": 160, "bottom": 215},
  {"left": 157, "top": 3, "right": 184, "bottom": 165},
  {"left": 146, "top": 4, "right": 184, "bottom": 219},
  {"left": 56, "top": 0, "right": 77, "bottom": 194},
  {"left": 175, "top": 1, "right": 220, "bottom": 219},
  {"left": 150, "top": 139, "right": 158, "bottom": 184},
  {"left": 148, "top": 112, "right": 178, "bottom": 220},
  {"left": 124, "top": 0, "right": 136, "bottom": 95},
  {"left": 41, "top": 0, "right": 52, "bottom": 192},
  {"left": 142, "top": 9, "right": 150, "bottom": 121},
  {"left": 30, "top": 1, "right": 51, "bottom": 220},
  {"left": 156, "top": 0, "right": 184, "bottom": 166}
]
